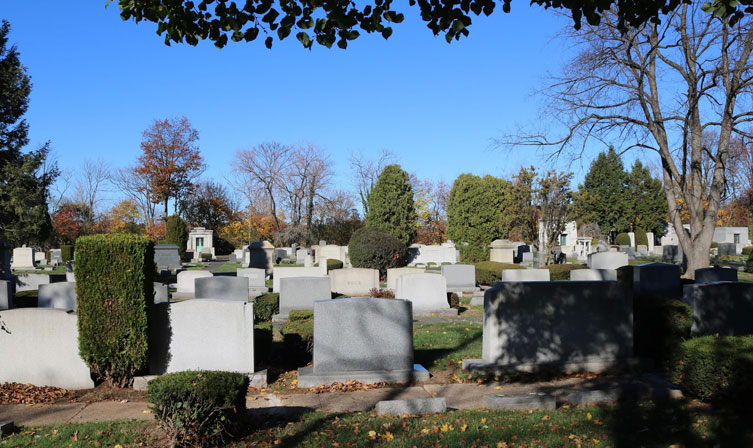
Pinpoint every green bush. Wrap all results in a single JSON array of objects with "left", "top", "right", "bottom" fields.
[
  {"left": 615, "top": 233, "right": 631, "bottom": 246},
  {"left": 633, "top": 294, "right": 692, "bottom": 371},
  {"left": 280, "top": 311, "right": 314, "bottom": 366},
  {"left": 148, "top": 370, "right": 247, "bottom": 447},
  {"left": 365, "top": 164, "right": 418, "bottom": 246},
  {"left": 542, "top": 264, "right": 588, "bottom": 280},
  {"left": 669, "top": 335, "right": 753, "bottom": 404},
  {"left": 746, "top": 250, "right": 753, "bottom": 273},
  {"left": 634, "top": 229, "right": 648, "bottom": 247},
  {"left": 315, "top": 259, "right": 343, "bottom": 273},
  {"left": 164, "top": 215, "right": 189, "bottom": 259},
  {"left": 348, "top": 226, "right": 408, "bottom": 275},
  {"left": 253, "top": 293, "right": 278, "bottom": 321},
  {"left": 448, "top": 292, "right": 459, "bottom": 309},
  {"left": 710, "top": 241, "right": 718, "bottom": 248},
  {"left": 742, "top": 246, "right": 753, "bottom": 256},
  {"left": 61, "top": 244, "right": 73, "bottom": 262},
  {"left": 76, "top": 234, "right": 154, "bottom": 387},
  {"left": 474, "top": 261, "right": 523, "bottom": 286}
]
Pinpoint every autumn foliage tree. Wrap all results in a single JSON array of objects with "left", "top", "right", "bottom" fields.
[{"left": 136, "top": 117, "right": 205, "bottom": 216}]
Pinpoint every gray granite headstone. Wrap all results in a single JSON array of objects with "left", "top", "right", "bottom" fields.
[
  {"left": 279, "top": 276, "right": 331, "bottom": 316},
  {"left": 154, "top": 282, "right": 169, "bottom": 304},
  {"left": 0, "top": 279, "right": 12, "bottom": 310},
  {"left": 237, "top": 268, "right": 266, "bottom": 288},
  {"left": 38, "top": 282, "right": 77, "bottom": 311},
  {"left": 313, "top": 297, "right": 414, "bottom": 373},
  {"left": 618, "top": 262, "right": 682, "bottom": 297},
  {"left": 154, "top": 244, "right": 181, "bottom": 270},
  {"left": 194, "top": 276, "right": 249, "bottom": 301},
  {"left": 662, "top": 245, "right": 682, "bottom": 264},
  {"left": 683, "top": 282, "right": 753, "bottom": 336},
  {"left": 441, "top": 264, "right": 475, "bottom": 292},
  {"left": 717, "top": 242, "right": 736, "bottom": 256}
]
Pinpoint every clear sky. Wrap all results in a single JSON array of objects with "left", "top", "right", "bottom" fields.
[{"left": 3, "top": 2, "right": 627, "bottom": 209}]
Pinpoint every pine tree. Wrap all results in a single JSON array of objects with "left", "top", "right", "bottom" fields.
[
  {"left": 0, "top": 20, "right": 58, "bottom": 246},
  {"left": 573, "top": 147, "right": 631, "bottom": 234},
  {"left": 447, "top": 173, "right": 510, "bottom": 262},
  {"left": 627, "top": 160, "right": 666, "bottom": 237},
  {"left": 365, "top": 164, "right": 417, "bottom": 246},
  {"left": 164, "top": 215, "right": 189, "bottom": 259}
]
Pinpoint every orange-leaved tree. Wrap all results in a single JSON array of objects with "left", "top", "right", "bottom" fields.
[{"left": 136, "top": 117, "right": 205, "bottom": 216}]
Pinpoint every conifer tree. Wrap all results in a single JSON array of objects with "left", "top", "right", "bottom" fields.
[
  {"left": 365, "top": 164, "right": 417, "bottom": 246},
  {"left": 573, "top": 147, "right": 630, "bottom": 234}
]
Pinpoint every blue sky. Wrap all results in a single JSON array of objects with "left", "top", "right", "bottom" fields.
[{"left": 3, "top": 2, "right": 627, "bottom": 209}]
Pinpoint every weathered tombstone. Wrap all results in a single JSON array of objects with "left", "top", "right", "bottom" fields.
[
  {"left": 175, "top": 270, "right": 213, "bottom": 297},
  {"left": 646, "top": 232, "right": 655, "bottom": 253},
  {"left": 588, "top": 252, "right": 628, "bottom": 270},
  {"left": 521, "top": 252, "right": 534, "bottom": 267},
  {"left": 272, "top": 266, "right": 326, "bottom": 292},
  {"left": 464, "top": 281, "right": 633, "bottom": 373},
  {"left": 274, "top": 248, "right": 288, "bottom": 263},
  {"left": 618, "top": 263, "right": 682, "bottom": 298},
  {"left": 34, "top": 251, "right": 47, "bottom": 265},
  {"left": 717, "top": 242, "right": 736, "bottom": 256},
  {"left": 500, "top": 269, "right": 550, "bottom": 282},
  {"left": 441, "top": 264, "right": 476, "bottom": 293},
  {"left": 49, "top": 249, "right": 62, "bottom": 265},
  {"left": 38, "top": 282, "right": 77, "bottom": 311},
  {"left": 636, "top": 245, "right": 648, "bottom": 257},
  {"left": 396, "top": 273, "right": 456, "bottom": 315},
  {"left": 532, "top": 252, "right": 546, "bottom": 268},
  {"left": 249, "top": 240, "right": 275, "bottom": 271},
  {"left": 489, "top": 239, "right": 515, "bottom": 263},
  {"left": 10, "top": 247, "right": 35, "bottom": 271},
  {"left": 149, "top": 300, "right": 255, "bottom": 375},
  {"left": 228, "top": 253, "right": 237, "bottom": 263},
  {"left": 0, "top": 308, "right": 94, "bottom": 388},
  {"left": 278, "top": 276, "right": 331, "bottom": 317},
  {"left": 694, "top": 267, "right": 738, "bottom": 284},
  {"left": 387, "top": 267, "right": 426, "bottom": 291},
  {"left": 154, "top": 244, "right": 181, "bottom": 270},
  {"left": 570, "top": 269, "right": 617, "bottom": 281},
  {"left": 194, "top": 276, "right": 249, "bottom": 301},
  {"left": 0, "top": 279, "right": 12, "bottom": 310},
  {"left": 593, "top": 241, "right": 610, "bottom": 253},
  {"left": 153, "top": 282, "right": 169, "bottom": 304},
  {"left": 297, "top": 297, "right": 429, "bottom": 387},
  {"left": 683, "top": 282, "right": 753, "bottom": 336},
  {"left": 329, "top": 268, "right": 379, "bottom": 296}
]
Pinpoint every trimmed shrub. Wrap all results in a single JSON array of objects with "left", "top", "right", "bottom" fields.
[
  {"left": 348, "top": 226, "right": 408, "bottom": 275},
  {"left": 281, "top": 311, "right": 314, "bottom": 366},
  {"left": 148, "top": 370, "right": 247, "bottom": 447},
  {"left": 615, "top": 233, "right": 631, "bottom": 246},
  {"left": 76, "top": 234, "right": 154, "bottom": 387},
  {"left": 164, "top": 215, "right": 189, "bottom": 259},
  {"left": 669, "top": 335, "right": 753, "bottom": 404},
  {"left": 633, "top": 294, "right": 691, "bottom": 371},
  {"left": 61, "top": 244, "right": 73, "bottom": 262},
  {"left": 474, "top": 261, "right": 523, "bottom": 286},
  {"left": 366, "top": 164, "right": 417, "bottom": 246},
  {"left": 634, "top": 229, "right": 648, "bottom": 247},
  {"left": 253, "top": 293, "right": 279, "bottom": 322},
  {"left": 315, "top": 258, "right": 343, "bottom": 273},
  {"left": 742, "top": 246, "right": 753, "bottom": 256},
  {"left": 369, "top": 288, "right": 395, "bottom": 298},
  {"left": 543, "top": 264, "right": 588, "bottom": 281}
]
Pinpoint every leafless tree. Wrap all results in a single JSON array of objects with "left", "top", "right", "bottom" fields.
[
  {"left": 506, "top": 5, "right": 753, "bottom": 277},
  {"left": 349, "top": 149, "right": 397, "bottom": 215},
  {"left": 73, "top": 159, "right": 110, "bottom": 225},
  {"left": 110, "top": 166, "right": 158, "bottom": 227}
]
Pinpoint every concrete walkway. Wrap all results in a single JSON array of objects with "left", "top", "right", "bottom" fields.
[{"left": 0, "top": 374, "right": 680, "bottom": 426}]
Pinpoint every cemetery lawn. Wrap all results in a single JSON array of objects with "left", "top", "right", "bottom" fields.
[
  {"left": 3, "top": 401, "right": 751, "bottom": 447},
  {"left": 11, "top": 265, "right": 66, "bottom": 275},
  {"left": 413, "top": 321, "right": 482, "bottom": 381},
  {"left": 218, "top": 261, "right": 244, "bottom": 272}
]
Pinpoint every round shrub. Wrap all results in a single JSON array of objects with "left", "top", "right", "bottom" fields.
[
  {"left": 348, "top": 226, "right": 408, "bottom": 275},
  {"left": 315, "top": 259, "right": 344, "bottom": 273},
  {"left": 148, "top": 370, "right": 248, "bottom": 447},
  {"left": 634, "top": 229, "right": 648, "bottom": 247},
  {"left": 474, "top": 261, "right": 523, "bottom": 286},
  {"left": 615, "top": 233, "right": 631, "bottom": 246},
  {"left": 710, "top": 241, "right": 718, "bottom": 248},
  {"left": 742, "top": 246, "right": 753, "bottom": 256}
]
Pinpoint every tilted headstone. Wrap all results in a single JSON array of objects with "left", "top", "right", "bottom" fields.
[
  {"left": 175, "top": 270, "right": 213, "bottom": 294},
  {"left": 329, "top": 268, "right": 379, "bottom": 296},
  {"left": 194, "top": 276, "right": 249, "bottom": 301},
  {"left": 396, "top": 273, "right": 452, "bottom": 314},
  {"left": 588, "top": 252, "right": 629, "bottom": 270},
  {"left": 694, "top": 267, "right": 738, "bottom": 284},
  {"left": 683, "top": 282, "right": 753, "bottom": 336},
  {"left": 154, "top": 244, "right": 181, "bottom": 270},
  {"left": 38, "top": 282, "right": 77, "bottom": 311},
  {"left": 500, "top": 269, "right": 550, "bottom": 282},
  {"left": 278, "top": 276, "right": 331, "bottom": 316},
  {"left": 570, "top": 269, "right": 617, "bottom": 281},
  {"left": 441, "top": 264, "right": 475, "bottom": 292}
]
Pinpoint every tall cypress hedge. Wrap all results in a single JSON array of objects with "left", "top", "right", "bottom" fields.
[{"left": 75, "top": 234, "right": 154, "bottom": 387}]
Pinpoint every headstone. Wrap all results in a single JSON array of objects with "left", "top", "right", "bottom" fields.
[
  {"left": 407, "top": 243, "right": 458, "bottom": 266},
  {"left": 194, "top": 276, "right": 249, "bottom": 301},
  {"left": 237, "top": 268, "right": 266, "bottom": 287},
  {"left": 175, "top": 270, "right": 213, "bottom": 295},
  {"left": 228, "top": 254, "right": 237, "bottom": 263},
  {"left": 569, "top": 269, "right": 617, "bottom": 281},
  {"left": 717, "top": 242, "right": 736, "bottom": 256},
  {"left": 304, "top": 254, "right": 314, "bottom": 268},
  {"left": 319, "top": 240, "right": 327, "bottom": 246},
  {"left": 387, "top": 267, "right": 426, "bottom": 291},
  {"left": 521, "top": 252, "right": 534, "bottom": 267},
  {"left": 274, "top": 248, "right": 287, "bottom": 263},
  {"left": 662, "top": 245, "right": 682, "bottom": 264},
  {"left": 272, "top": 266, "right": 326, "bottom": 292},
  {"left": 10, "top": 247, "right": 35, "bottom": 271},
  {"left": 154, "top": 244, "right": 181, "bottom": 270},
  {"left": 34, "top": 252, "right": 47, "bottom": 265},
  {"left": 278, "top": 276, "right": 331, "bottom": 316},
  {"left": 588, "top": 252, "right": 629, "bottom": 270},
  {"left": 489, "top": 239, "right": 515, "bottom": 263},
  {"left": 618, "top": 263, "right": 682, "bottom": 297},
  {"left": 623, "top": 247, "right": 638, "bottom": 260},
  {"left": 396, "top": 273, "right": 455, "bottom": 315},
  {"left": 593, "top": 241, "right": 610, "bottom": 253},
  {"left": 441, "top": 264, "right": 475, "bottom": 293},
  {"left": 628, "top": 232, "right": 635, "bottom": 248},
  {"left": 329, "top": 268, "right": 379, "bottom": 296},
  {"left": 249, "top": 240, "right": 275, "bottom": 271},
  {"left": 500, "top": 269, "right": 550, "bottom": 282},
  {"left": 0, "top": 280, "right": 12, "bottom": 310},
  {"left": 376, "top": 398, "right": 447, "bottom": 416},
  {"left": 49, "top": 249, "right": 62, "bottom": 265},
  {"left": 694, "top": 267, "right": 738, "bottom": 284},
  {"left": 637, "top": 245, "right": 648, "bottom": 257},
  {"left": 532, "top": 252, "right": 546, "bottom": 268},
  {"left": 476, "top": 281, "right": 633, "bottom": 370},
  {"left": 513, "top": 244, "right": 531, "bottom": 263},
  {"left": 153, "top": 282, "right": 169, "bottom": 304},
  {"left": 484, "top": 393, "right": 556, "bottom": 410},
  {"left": 683, "top": 282, "right": 753, "bottom": 336},
  {"left": 15, "top": 273, "right": 65, "bottom": 292},
  {"left": 646, "top": 232, "right": 655, "bottom": 253},
  {"left": 38, "top": 282, "right": 77, "bottom": 311},
  {"left": 296, "top": 249, "right": 308, "bottom": 264}
]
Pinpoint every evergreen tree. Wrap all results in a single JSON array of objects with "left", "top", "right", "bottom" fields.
[
  {"left": 447, "top": 173, "right": 510, "bottom": 262},
  {"left": 0, "top": 20, "right": 58, "bottom": 246},
  {"left": 366, "top": 164, "right": 417, "bottom": 246},
  {"left": 499, "top": 167, "right": 538, "bottom": 243},
  {"left": 627, "top": 160, "right": 667, "bottom": 237},
  {"left": 164, "top": 215, "right": 189, "bottom": 259},
  {"left": 573, "top": 147, "right": 630, "bottom": 234}
]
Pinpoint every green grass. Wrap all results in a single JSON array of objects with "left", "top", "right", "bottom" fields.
[
  {"left": 217, "top": 261, "right": 244, "bottom": 273},
  {"left": 413, "top": 321, "right": 482, "bottom": 376},
  {"left": 12, "top": 290, "right": 38, "bottom": 307},
  {"left": 0, "top": 419, "right": 159, "bottom": 447},
  {"left": 11, "top": 265, "right": 67, "bottom": 275}
]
